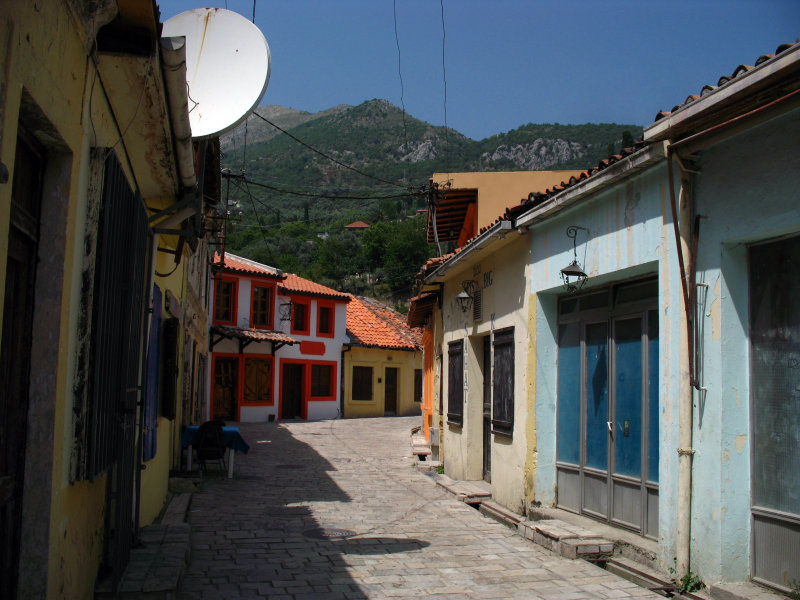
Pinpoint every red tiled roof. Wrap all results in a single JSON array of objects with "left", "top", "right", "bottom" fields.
[
  {"left": 346, "top": 295, "right": 422, "bottom": 350},
  {"left": 211, "top": 325, "right": 298, "bottom": 345},
  {"left": 345, "top": 220, "right": 370, "bottom": 229},
  {"left": 279, "top": 273, "right": 351, "bottom": 301},
  {"left": 213, "top": 252, "right": 283, "bottom": 279},
  {"left": 654, "top": 42, "right": 799, "bottom": 122}
]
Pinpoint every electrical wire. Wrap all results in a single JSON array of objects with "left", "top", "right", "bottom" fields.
[
  {"left": 250, "top": 111, "right": 416, "bottom": 191},
  {"left": 393, "top": 0, "right": 409, "bottom": 180},
  {"left": 240, "top": 176, "right": 419, "bottom": 201},
  {"left": 440, "top": 0, "right": 450, "bottom": 176}
]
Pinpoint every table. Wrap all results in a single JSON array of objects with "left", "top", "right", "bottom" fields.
[{"left": 181, "top": 425, "right": 250, "bottom": 478}]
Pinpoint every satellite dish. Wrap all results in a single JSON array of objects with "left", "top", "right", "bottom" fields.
[{"left": 162, "top": 8, "right": 271, "bottom": 139}]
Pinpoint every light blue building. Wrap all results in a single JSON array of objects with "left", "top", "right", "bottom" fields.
[{"left": 519, "top": 42, "right": 799, "bottom": 593}]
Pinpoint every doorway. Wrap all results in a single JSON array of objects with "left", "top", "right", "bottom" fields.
[
  {"left": 0, "top": 131, "right": 43, "bottom": 600},
  {"left": 281, "top": 363, "right": 304, "bottom": 419},
  {"left": 213, "top": 356, "right": 238, "bottom": 420},
  {"left": 749, "top": 235, "right": 800, "bottom": 591},
  {"left": 555, "top": 279, "right": 659, "bottom": 537},
  {"left": 384, "top": 367, "right": 398, "bottom": 415},
  {"left": 482, "top": 336, "right": 492, "bottom": 482}
]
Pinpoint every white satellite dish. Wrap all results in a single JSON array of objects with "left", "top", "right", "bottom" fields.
[{"left": 162, "top": 8, "right": 271, "bottom": 139}]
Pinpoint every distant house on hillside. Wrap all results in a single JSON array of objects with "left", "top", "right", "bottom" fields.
[
  {"left": 343, "top": 296, "right": 422, "bottom": 418},
  {"left": 210, "top": 252, "right": 350, "bottom": 422},
  {"left": 345, "top": 220, "right": 370, "bottom": 231}
]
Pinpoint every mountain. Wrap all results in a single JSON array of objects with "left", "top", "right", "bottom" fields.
[{"left": 217, "top": 100, "right": 642, "bottom": 306}]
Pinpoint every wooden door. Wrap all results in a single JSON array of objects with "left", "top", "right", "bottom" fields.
[
  {"left": 0, "top": 132, "right": 43, "bottom": 600},
  {"left": 213, "top": 357, "right": 238, "bottom": 420},
  {"left": 384, "top": 367, "right": 398, "bottom": 415},
  {"left": 281, "top": 363, "right": 303, "bottom": 419}
]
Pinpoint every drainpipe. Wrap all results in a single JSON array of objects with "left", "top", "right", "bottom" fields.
[{"left": 668, "top": 148, "right": 695, "bottom": 579}]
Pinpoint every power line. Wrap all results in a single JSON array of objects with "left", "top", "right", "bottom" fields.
[
  {"left": 250, "top": 110, "right": 418, "bottom": 191},
  {"left": 393, "top": 0, "right": 409, "bottom": 178},
  {"left": 224, "top": 171, "right": 422, "bottom": 201},
  {"left": 440, "top": 0, "right": 450, "bottom": 175}
]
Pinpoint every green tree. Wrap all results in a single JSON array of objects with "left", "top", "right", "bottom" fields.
[{"left": 621, "top": 130, "right": 635, "bottom": 149}]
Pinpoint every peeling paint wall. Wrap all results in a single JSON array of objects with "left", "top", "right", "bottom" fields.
[
  {"left": 440, "top": 233, "right": 531, "bottom": 513},
  {"left": 529, "top": 162, "right": 685, "bottom": 572},
  {"left": 689, "top": 107, "right": 800, "bottom": 584}
]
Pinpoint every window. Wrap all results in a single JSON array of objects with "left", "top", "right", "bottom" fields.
[
  {"left": 317, "top": 303, "right": 334, "bottom": 337},
  {"left": 291, "top": 299, "right": 310, "bottom": 334},
  {"left": 447, "top": 340, "right": 464, "bottom": 425},
  {"left": 492, "top": 327, "right": 514, "bottom": 436},
  {"left": 352, "top": 366, "right": 373, "bottom": 401},
  {"left": 414, "top": 369, "right": 423, "bottom": 403},
  {"left": 251, "top": 284, "right": 274, "bottom": 329},
  {"left": 214, "top": 278, "right": 237, "bottom": 324},
  {"left": 243, "top": 356, "right": 273, "bottom": 404},
  {"left": 311, "top": 364, "right": 334, "bottom": 398}
]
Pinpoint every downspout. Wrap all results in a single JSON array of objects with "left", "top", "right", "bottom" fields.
[{"left": 668, "top": 147, "right": 695, "bottom": 579}]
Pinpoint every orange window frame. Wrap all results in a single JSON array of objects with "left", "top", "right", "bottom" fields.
[
  {"left": 250, "top": 282, "right": 275, "bottom": 329},
  {"left": 278, "top": 358, "right": 338, "bottom": 421},
  {"left": 309, "top": 360, "right": 337, "bottom": 400},
  {"left": 316, "top": 301, "right": 335, "bottom": 338},
  {"left": 211, "top": 352, "right": 277, "bottom": 421},
  {"left": 290, "top": 297, "right": 311, "bottom": 335},
  {"left": 213, "top": 276, "right": 238, "bottom": 325}
]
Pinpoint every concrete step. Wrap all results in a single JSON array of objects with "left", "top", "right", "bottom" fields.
[
  {"left": 479, "top": 500, "right": 523, "bottom": 530},
  {"left": 518, "top": 518, "right": 613, "bottom": 561}
]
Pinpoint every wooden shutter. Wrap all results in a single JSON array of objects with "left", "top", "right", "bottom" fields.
[
  {"left": 492, "top": 327, "right": 514, "bottom": 436},
  {"left": 447, "top": 340, "right": 464, "bottom": 425}
]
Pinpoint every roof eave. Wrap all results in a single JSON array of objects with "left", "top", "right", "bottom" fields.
[
  {"left": 644, "top": 44, "right": 800, "bottom": 142},
  {"left": 516, "top": 142, "right": 668, "bottom": 230},
  {"left": 423, "top": 219, "right": 513, "bottom": 284}
]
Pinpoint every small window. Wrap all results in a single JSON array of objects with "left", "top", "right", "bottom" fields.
[
  {"left": 311, "top": 364, "right": 333, "bottom": 398},
  {"left": 447, "top": 340, "right": 464, "bottom": 425},
  {"left": 414, "top": 369, "right": 423, "bottom": 403},
  {"left": 214, "top": 278, "right": 237, "bottom": 324},
  {"left": 317, "top": 304, "right": 333, "bottom": 336},
  {"left": 352, "top": 366, "right": 373, "bottom": 401},
  {"left": 291, "top": 300, "right": 309, "bottom": 334},
  {"left": 251, "top": 285, "right": 273, "bottom": 329}
]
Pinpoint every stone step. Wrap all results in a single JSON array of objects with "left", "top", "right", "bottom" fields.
[
  {"left": 479, "top": 500, "right": 523, "bottom": 529},
  {"left": 518, "top": 518, "right": 613, "bottom": 560},
  {"left": 161, "top": 493, "right": 192, "bottom": 526}
]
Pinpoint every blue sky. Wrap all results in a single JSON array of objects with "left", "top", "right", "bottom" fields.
[{"left": 158, "top": 0, "right": 799, "bottom": 141}]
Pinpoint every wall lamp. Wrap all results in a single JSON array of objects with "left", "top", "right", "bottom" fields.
[
  {"left": 279, "top": 301, "right": 294, "bottom": 321},
  {"left": 455, "top": 279, "right": 477, "bottom": 312},
  {"left": 560, "top": 225, "right": 589, "bottom": 293}
]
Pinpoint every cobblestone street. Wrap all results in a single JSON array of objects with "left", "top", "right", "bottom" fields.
[{"left": 179, "top": 417, "right": 661, "bottom": 599}]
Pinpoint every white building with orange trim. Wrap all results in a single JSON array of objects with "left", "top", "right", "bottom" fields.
[{"left": 209, "top": 252, "right": 350, "bottom": 422}]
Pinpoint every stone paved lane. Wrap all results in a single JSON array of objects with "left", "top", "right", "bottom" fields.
[{"left": 179, "top": 417, "right": 661, "bottom": 599}]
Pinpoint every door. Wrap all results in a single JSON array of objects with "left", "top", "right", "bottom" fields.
[
  {"left": 749, "top": 236, "right": 800, "bottom": 591},
  {"left": 213, "top": 357, "right": 238, "bottom": 420},
  {"left": 384, "top": 367, "right": 398, "bottom": 415},
  {"left": 556, "top": 280, "right": 658, "bottom": 537},
  {"left": 281, "top": 363, "right": 303, "bottom": 419},
  {"left": 482, "top": 336, "right": 492, "bottom": 482},
  {"left": 0, "top": 132, "right": 43, "bottom": 600}
]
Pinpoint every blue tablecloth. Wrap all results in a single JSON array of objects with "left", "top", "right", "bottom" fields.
[{"left": 180, "top": 425, "right": 250, "bottom": 454}]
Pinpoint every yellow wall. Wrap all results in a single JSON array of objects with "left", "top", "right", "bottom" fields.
[
  {"left": 343, "top": 346, "right": 422, "bottom": 418},
  {"left": 432, "top": 171, "right": 583, "bottom": 232},
  {"left": 0, "top": 2, "right": 187, "bottom": 596}
]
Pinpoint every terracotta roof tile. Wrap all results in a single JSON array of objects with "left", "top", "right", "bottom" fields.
[
  {"left": 214, "top": 252, "right": 283, "bottom": 279},
  {"left": 653, "top": 41, "right": 799, "bottom": 122},
  {"left": 346, "top": 295, "right": 422, "bottom": 350},
  {"left": 280, "top": 273, "right": 351, "bottom": 301},
  {"left": 211, "top": 325, "right": 298, "bottom": 345}
]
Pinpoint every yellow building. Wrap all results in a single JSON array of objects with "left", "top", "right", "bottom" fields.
[
  {"left": 0, "top": 2, "right": 219, "bottom": 597},
  {"left": 343, "top": 295, "right": 423, "bottom": 418}
]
